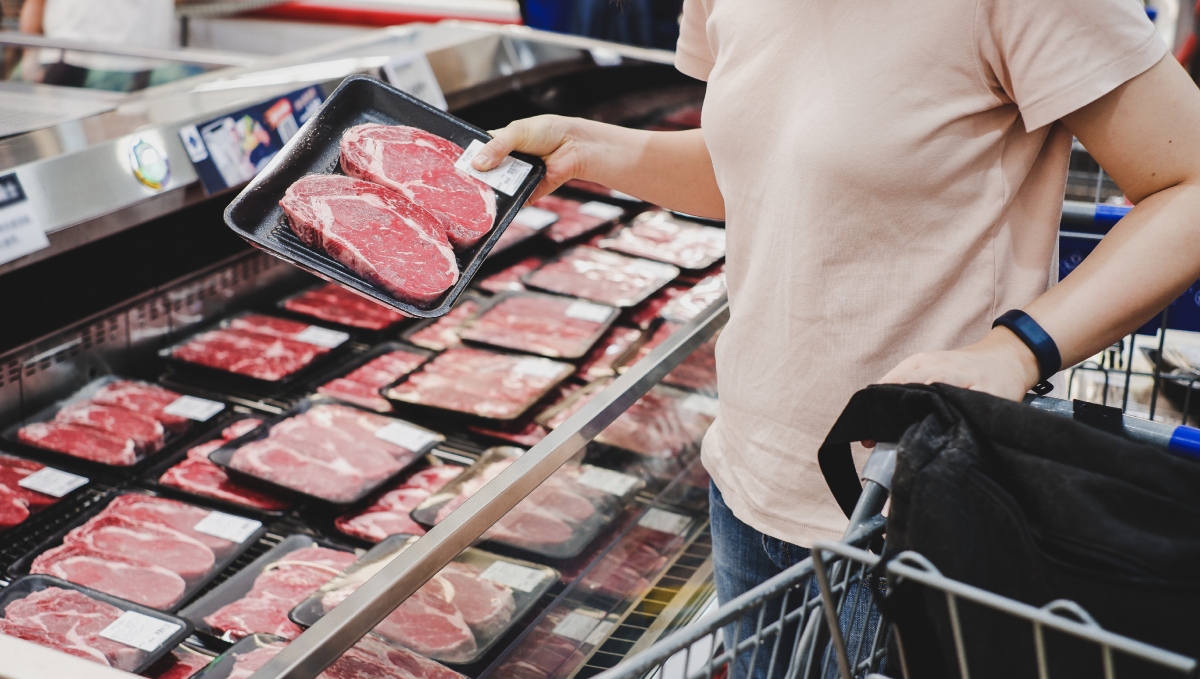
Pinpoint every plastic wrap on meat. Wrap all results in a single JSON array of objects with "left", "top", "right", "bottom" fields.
[
  {"left": 336, "top": 466, "right": 463, "bottom": 543},
  {"left": 660, "top": 274, "right": 727, "bottom": 324},
  {"left": 148, "top": 646, "right": 212, "bottom": 679},
  {"left": 318, "top": 349, "right": 427, "bottom": 412},
  {"left": 0, "top": 587, "right": 140, "bottom": 670},
  {"left": 599, "top": 387, "right": 715, "bottom": 458},
  {"left": 159, "top": 418, "right": 290, "bottom": 512},
  {"left": 459, "top": 294, "right": 615, "bottom": 358},
  {"left": 30, "top": 545, "right": 187, "bottom": 609},
  {"left": 54, "top": 402, "right": 165, "bottom": 453},
  {"left": 204, "top": 546, "right": 357, "bottom": 641},
  {"left": 531, "top": 196, "right": 617, "bottom": 243},
  {"left": 92, "top": 380, "right": 190, "bottom": 432},
  {"left": 663, "top": 339, "right": 717, "bottom": 393},
  {"left": 489, "top": 611, "right": 590, "bottom": 679},
  {"left": 170, "top": 327, "right": 328, "bottom": 382},
  {"left": 467, "top": 419, "right": 549, "bottom": 447},
  {"left": 406, "top": 299, "right": 479, "bottom": 351},
  {"left": 224, "top": 635, "right": 465, "bottom": 679},
  {"left": 577, "top": 525, "right": 682, "bottom": 600},
  {"left": 489, "top": 222, "right": 537, "bottom": 255},
  {"left": 626, "top": 284, "right": 688, "bottom": 330},
  {"left": 283, "top": 283, "right": 407, "bottom": 330},
  {"left": 477, "top": 256, "right": 542, "bottom": 293},
  {"left": 523, "top": 246, "right": 680, "bottom": 307},
  {"left": 576, "top": 326, "right": 643, "bottom": 380},
  {"left": 599, "top": 211, "right": 725, "bottom": 269},
  {"left": 386, "top": 348, "right": 571, "bottom": 420},
  {"left": 17, "top": 421, "right": 138, "bottom": 466}
]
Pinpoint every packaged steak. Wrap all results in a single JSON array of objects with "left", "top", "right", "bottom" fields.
[
  {"left": 627, "top": 322, "right": 719, "bottom": 393},
  {"left": 575, "top": 523, "right": 686, "bottom": 602},
  {"left": 523, "top": 246, "right": 680, "bottom": 308},
  {"left": 149, "top": 416, "right": 292, "bottom": 516},
  {"left": 383, "top": 348, "right": 573, "bottom": 421},
  {"left": 659, "top": 273, "right": 727, "bottom": 324},
  {"left": 563, "top": 179, "right": 641, "bottom": 203},
  {"left": 209, "top": 399, "right": 444, "bottom": 505},
  {"left": 488, "top": 608, "right": 619, "bottom": 679},
  {"left": 316, "top": 343, "right": 432, "bottom": 413},
  {"left": 458, "top": 291, "right": 618, "bottom": 359},
  {"left": 12, "top": 491, "right": 267, "bottom": 611},
  {"left": 402, "top": 294, "right": 484, "bottom": 351},
  {"left": 575, "top": 326, "right": 643, "bottom": 381},
  {"left": 530, "top": 195, "right": 624, "bottom": 243},
  {"left": 4, "top": 376, "right": 227, "bottom": 468},
  {"left": 476, "top": 256, "right": 543, "bottom": 294},
  {"left": 334, "top": 464, "right": 465, "bottom": 544},
  {"left": 0, "top": 575, "right": 192, "bottom": 673},
  {"left": 598, "top": 210, "right": 726, "bottom": 270},
  {"left": 625, "top": 283, "right": 689, "bottom": 330},
  {"left": 290, "top": 534, "right": 558, "bottom": 665},
  {"left": 190, "top": 632, "right": 465, "bottom": 679},
  {"left": 163, "top": 313, "right": 350, "bottom": 386},
  {"left": 179, "top": 535, "right": 358, "bottom": 643},
  {"left": 145, "top": 644, "right": 216, "bottom": 679},
  {"left": 487, "top": 204, "right": 558, "bottom": 256},
  {"left": 412, "top": 447, "right": 645, "bottom": 559},
  {"left": 465, "top": 383, "right": 583, "bottom": 447},
  {"left": 0, "top": 453, "right": 90, "bottom": 533},
  {"left": 279, "top": 282, "right": 409, "bottom": 331}
]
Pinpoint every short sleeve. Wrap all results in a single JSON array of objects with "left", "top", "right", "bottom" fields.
[
  {"left": 675, "top": 0, "right": 715, "bottom": 81},
  {"left": 978, "top": 0, "right": 1166, "bottom": 131}
]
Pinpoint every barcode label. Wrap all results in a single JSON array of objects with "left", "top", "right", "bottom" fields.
[
  {"left": 575, "top": 467, "right": 640, "bottom": 496},
  {"left": 513, "top": 358, "right": 566, "bottom": 380},
  {"left": 455, "top": 140, "right": 533, "bottom": 196},
  {"left": 565, "top": 301, "right": 614, "bottom": 324},
  {"left": 193, "top": 511, "right": 262, "bottom": 544},
  {"left": 513, "top": 207, "right": 559, "bottom": 231},
  {"left": 99, "top": 611, "right": 181, "bottom": 652},
  {"left": 480, "top": 561, "right": 546, "bottom": 592},
  {"left": 585, "top": 620, "right": 616, "bottom": 645},
  {"left": 162, "top": 395, "right": 225, "bottom": 422},
  {"left": 18, "top": 468, "right": 88, "bottom": 497},
  {"left": 578, "top": 201, "right": 623, "bottom": 221},
  {"left": 681, "top": 394, "right": 720, "bottom": 418},
  {"left": 638, "top": 508, "right": 692, "bottom": 535},
  {"left": 553, "top": 610, "right": 603, "bottom": 642},
  {"left": 294, "top": 326, "right": 350, "bottom": 348},
  {"left": 375, "top": 421, "right": 441, "bottom": 451}
]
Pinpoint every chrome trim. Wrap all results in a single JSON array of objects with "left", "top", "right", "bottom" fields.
[{"left": 0, "top": 31, "right": 258, "bottom": 67}]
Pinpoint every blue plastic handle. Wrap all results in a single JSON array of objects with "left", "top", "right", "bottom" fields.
[
  {"left": 1168, "top": 425, "right": 1200, "bottom": 462},
  {"left": 1094, "top": 203, "right": 1132, "bottom": 229}
]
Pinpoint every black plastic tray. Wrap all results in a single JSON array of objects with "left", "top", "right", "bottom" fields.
[
  {"left": 7, "top": 489, "right": 268, "bottom": 611},
  {"left": 0, "top": 575, "right": 194, "bottom": 673},
  {"left": 207, "top": 397, "right": 444, "bottom": 506},
  {"left": 312, "top": 341, "right": 434, "bottom": 413},
  {"left": 399, "top": 290, "right": 487, "bottom": 352},
  {"left": 522, "top": 245, "right": 682, "bottom": 308},
  {"left": 190, "top": 633, "right": 289, "bottom": 679},
  {"left": 223, "top": 75, "right": 547, "bottom": 319},
  {"left": 0, "top": 452, "right": 95, "bottom": 535},
  {"left": 457, "top": 290, "right": 619, "bottom": 360}
]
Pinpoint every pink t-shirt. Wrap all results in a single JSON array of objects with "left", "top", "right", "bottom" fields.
[{"left": 677, "top": 0, "right": 1165, "bottom": 546}]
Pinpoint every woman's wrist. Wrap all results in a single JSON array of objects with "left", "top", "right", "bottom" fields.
[{"left": 980, "top": 326, "right": 1043, "bottom": 391}]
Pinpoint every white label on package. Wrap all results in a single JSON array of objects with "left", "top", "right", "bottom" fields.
[
  {"left": 383, "top": 52, "right": 447, "bottom": 110},
  {"left": 681, "top": 394, "right": 720, "bottom": 418},
  {"left": 575, "top": 467, "right": 640, "bottom": 496},
  {"left": 99, "top": 611, "right": 181, "bottom": 652},
  {"left": 513, "top": 206, "right": 559, "bottom": 231},
  {"left": 294, "top": 325, "right": 350, "bottom": 348},
  {"left": 193, "top": 511, "right": 262, "bottom": 544},
  {"left": 455, "top": 140, "right": 532, "bottom": 196},
  {"left": 480, "top": 561, "right": 545, "bottom": 592},
  {"left": 629, "top": 259, "right": 677, "bottom": 279},
  {"left": 0, "top": 174, "right": 49, "bottom": 267},
  {"left": 514, "top": 358, "right": 565, "bottom": 380},
  {"left": 163, "top": 395, "right": 225, "bottom": 422},
  {"left": 375, "top": 421, "right": 440, "bottom": 451},
  {"left": 639, "top": 508, "right": 692, "bottom": 535},
  {"left": 565, "top": 301, "right": 614, "bottom": 324},
  {"left": 553, "top": 610, "right": 603, "bottom": 642},
  {"left": 585, "top": 620, "right": 616, "bottom": 646},
  {"left": 18, "top": 467, "right": 88, "bottom": 498},
  {"left": 578, "top": 201, "right": 624, "bottom": 221}
]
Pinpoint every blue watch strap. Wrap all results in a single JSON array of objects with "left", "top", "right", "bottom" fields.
[{"left": 992, "top": 310, "right": 1062, "bottom": 382}]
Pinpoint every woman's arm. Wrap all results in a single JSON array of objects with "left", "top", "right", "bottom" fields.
[
  {"left": 881, "top": 55, "right": 1200, "bottom": 399},
  {"left": 470, "top": 115, "right": 725, "bottom": 219},
  {"left": 19, "top": 0, "right": 46, "bottom": 34}
]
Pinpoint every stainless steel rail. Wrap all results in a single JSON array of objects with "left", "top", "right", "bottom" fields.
[
  {"left": 251, "top": 299, "right": 730, "bottom": 679},
  {"left": 0, "top": 32, "right": 258, "bottom": 67}
]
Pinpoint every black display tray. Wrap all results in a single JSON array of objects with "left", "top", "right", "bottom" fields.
[
  {"left": 311, "top": 341, "right": 434, "bottom": 413},
  {"left": 275, "top": 282, "right": 412, "bottom": 338},
  {"left": 0, "top": 574, "right": 194, "bottom": 674},
  {"left": 0, "top": 451, "right": 96, "bottom": 535},
  {"left": 223, "top": 75, "right": 547, "bottom": 319},
  {"left": 457, "top": 290, "right": 619, "bottom": 360}
]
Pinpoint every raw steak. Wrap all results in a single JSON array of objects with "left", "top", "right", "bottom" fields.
[
  {"left": 280, "top": 174, "right": 459, "bottom": 305},
  {"left": 54, "top": 402, "right": 165, "bottom": 453},
  {"left": 578, "top": 527, "right": 680, "bottom": 599},
  {"left": 385, "top": 348, "right": 571, "bottom": 419},
  {"left": 227, "top": 637, "right": 465, "bottom": 679},
  {"left": 31, "top": 545, "right": 187, "bottom": 609},
  {"left": 226, "top": 314, "right": 313, "bottom": 340},
  {"left": 0, "top": 484, "right": 31, "bottom": 530},
  {"left": 0, "top": 455, "right": 56, "bottom": 510},
  {"left": 467, "top": 419, "right": 549, "bottom": 447},
  {"left": 458, "top": 293, "right": 614, "bottom": 358},
  {"left": 1, "top": 587, "right": 140, "bottom": 670},
  {"left": 532, "top": 196, "right": 619, "bottom": 243},
  {"left": 598, "top": 387, "right": 715, "bottom": 458},
  {"left": 576, "top": 326, "right": 642, "bottom": 380},
  {"left": 318, "top": 349, "right": 428, "bottom": 412},
  {"left": 205, "top": 594, "right": 303, "bottom": 640},
  {"left": 487, "top": 503, "right": 576, "bottom": 549},
  {"left": 477, "top": 256, "right": 541, "bottom": 293},
  {"left": 63, "top": 514, "right": 216, "bottom": 582},
  {"left": 439, "top": 561, "right": 516, "bottom": 639},
  {"left": 598, "top": 211, "right": 726, "bottom": 269},
  {"left": 149, "top": 647, "right": 212, "bottom": 679},
  {"left": 284, "top": 282, "right": 407, "bottom": 330},
  {"left": 223, "top": 418, "right": 264, "bottom": 440},
  {"left": 491, "top": 611, "right": 588, "bottom": 679},
  {"left": 171, "top": 327, "right": 327, "bottom": 382},
  {"left": 340, "top": 123, "right": 497, "bottom": 249},
  {"left": 102, "top": 494, "right": 236, "bottom": 554},
  {"left": 406, "top": 299, "right": 478, "bottom": 351},
  {"left": 159, "top": 460, "right": 290, "bottom": 511},
  {"left": 660, "top": 273, "right": 727, "bottom": 324},
  {"left": 630, "top": 322, "right": 718, "bottom": 392},
  {"left": 335, "top": 466, "right": 463, "bottom": 542},
  {"left": 230, "top": 439, "right": 366, "bottom": 503},
  {"left": 91, "top": 380, "right": 190, "bottom": 432},
  {"left": 627, "top": 283, "right": 689, "bottom": 330},
  {"left": 488, "top": 221, "right": 537, "bottom": 255},
  {"left": 17, "top": 421, "right": 138, "bottom": 466},
  {"left": 523, "top": 246, "right": 680, "bottom": 307},
  {"left": 0, "top": 617, "right": 113, "bottom": 667}
]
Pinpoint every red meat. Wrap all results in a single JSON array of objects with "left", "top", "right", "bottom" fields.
[
  {"left": 532, "top": 195, "right": 619, "bottom": 243},
  {"left": 439, "top": 561, "right": 516, "bottom": 639},
  {"left": 576, "top": 326, "right": 643, "bottom": 380},
  {"left": 31, "top": 545, "right": 187, "bottom": 609},
  {"left": 478, "top": 256, "right": 542, "bottom": 293},
  {"left": 102, "top": 494, "right": 235, "bottom": 554},
  {"left": 0, "top": 455, "right": 56, "bottom": 510},
  {"left": 159, "top": 460, "right": 289, "bottom": 511},
  {"left": 17, "top": 421, "right": 137, "bottom": 466},
  {"left": 230, "top": 439, "right": 366, "bottom": 503},
  {"left": 91, "top": 380, "right": 189, "bottom": 432},
  {"left": 1, "top": 587, "right": 140, "bottom": 670},
  {"left": 0, "top": 618, "right": 113, "bottom": 667},
  {"left": 0, "top": 483, "right": 30, "bottom": 530},
  {"left": 54, "top": 402, "right": 165, "bottom": 453},
  {"left": 335, "top": 466, "right": 462, "bottom": 543},
  {"left": 459, "top": 293, "right": 614, "bottom": 358},
  {"left": 406, "top": 299, "right": 478, "bottom": 351},
  {"left": 170, "top": 327, "right": 327, "bottom": 382},
  {"left": 386, "top": 348, "right": 571, "bottom": 419},
  {"left": 524, "top": 246, "right": 680, "bottom": 307},
  {"left": 318, "top": 349, "right": 427, "bottom": 412},
  {"left": 284, "top": 283, "right": 408, "bottom": 330},
  {"left": 63, "top": 514, "right": 215, "bottom": 582},
  {"left": 598, "top": 211, "right": 726, "bottom": 269},
  {"left": 148, "top": 647, "right": 212, "bottom": 679}
]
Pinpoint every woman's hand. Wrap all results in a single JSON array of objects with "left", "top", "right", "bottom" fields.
[
  {"left": 878, "top": 327, "right": 1040, "bottom": 402},
  {"left": 472, "top": 115, "right": 592, "bottom": 203}
]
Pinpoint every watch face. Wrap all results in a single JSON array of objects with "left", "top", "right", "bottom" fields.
[{"left": 129, "top": 137, "right": 170, "bottom": 190}]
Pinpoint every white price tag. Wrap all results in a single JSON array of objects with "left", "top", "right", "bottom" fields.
[
  {"left": 565, "top": 301, "right": 614, "bottom": 324},
  {"left": 375, "top": 421, "right": 441, "bottom": 451},
  {"left": 513, "top": 358, "right": 566, "bottom": 380},
  {"left": 455, "top": 140, "right": 533, "bottom": 196},
  {"left": 553, "top": 610, "right": 603, "bottom": 642},
  {"left": 585, "top": 620, "right": 616, "bottom": 645},
  {"left": 383, "top": 52, "right": 447, "bottom": 110},
  {"left": 638, "top": 508, "right": 692, "bottom": 535},
  {"left": 480, "top": 561, "right": 546, "bottom": 592},
  {"left": 162, "top": 395, "right": 225, "bottom": 422},
  {"left": 575, "top": 467, "right": 640, "bottom": 496},
  {"left": 513, "top": 206, "right": 559, "bottom": 231},
  {"left": 681, "top": 394, "right": 720, "bottom": 418},
  {"left": 294, "top": 326, "right": 350, "bottom": 348},
  {"left": 99, "top": 611, "right": 181, "bottom": 652},
  {"left": 193, "top": 511, "right": 262, "bottom": 544},
  {"left": 0, "top": 174, "right": 49, "bottom": 267},
  {"left": 578, "top": 201, "right": 624, "bottom": 222},
  {"left": 18, "top": 468, "right": 88, "bottom": 498},
  {"left": 629, "top": 259, "right": 677, "bottom": 279}
]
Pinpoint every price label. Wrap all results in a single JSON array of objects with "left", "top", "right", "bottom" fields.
[
  {"left": 0, "top": 174, "right": 49, "bottom": 267},
  {"left": 553, "top": 610, "right": 603, "bottom": 642},
  {"left": 193, "top": 511, "right": 262, "bottom": 544},
  {"left": 514, "top": 358, "right": 566, "bottom": 380},
  {"left": 480, "top": 561, "right": 546, "bottom": 592},
  {"left": 383, "top": 52, "right": 447, "bottom": 110},
  {"left": 575, "top": 467, "right": 640, "bottom": 496},
  {"left": 629, "top": 259, "right": 677, "bottom": 279},
  {"left": 99, "top": 611, "right": 181, "bottom": 652},
  {"left": 375, "top": 421, "right": 441, "bottom": 451},
  {"left": 681, "top": 394, "right": 720, "bottom": 418},
  {"left": 18, "top": 468, "right": 88, "bottom": 498},
  {"left": 578, "top": 201, "right": 624, "bottom": 221},
  {"left": 294, "top": 326, "right": 350, "bottom": 348},
  {"left": 162, "top": 395, "right": 225, "bottom": 422},
  {"left": 455, "top": 140, "right": 533, "bottom": 196},
  {"left": 565, "top": 301, "right": 614, "bottom": 324},
  {"left": 585, "top": 620, "right": 616, "bottom": 645},
  {"left": 638, "top": 508, "right": 692, "bottom": 535},
  {"left": 513, "top": 206, "right": 559, "bottom": 231}
]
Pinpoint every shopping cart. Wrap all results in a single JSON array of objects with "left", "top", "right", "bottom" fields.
[{"left": 592, "top": 395, "right": 1200, "bottom": 679}]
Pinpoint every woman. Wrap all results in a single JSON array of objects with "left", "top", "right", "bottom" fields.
[{"left": 474, "top": 0, "right": 1200, "bottom": 674}]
